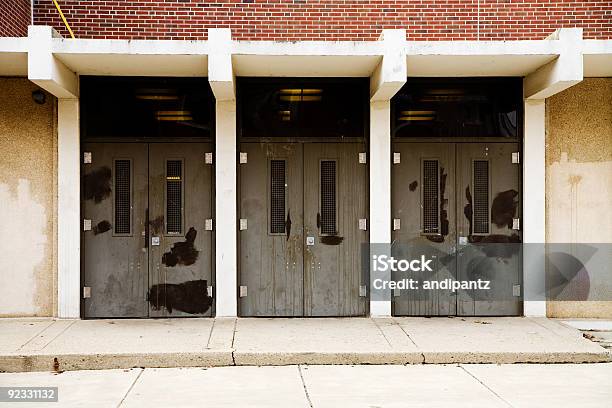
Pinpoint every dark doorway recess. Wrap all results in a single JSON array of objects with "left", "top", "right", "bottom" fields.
[
  {"left": 238, "top": 77, "right": 369, "bottom": 140},
  {"left": 80, "top": 76, "right": 214, "bottom": 140},
  {"left": 392, "top": 78, "right": 522, "bottom": 140}
]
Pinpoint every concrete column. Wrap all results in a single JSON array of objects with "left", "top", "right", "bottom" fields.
[
  {"left": 214, "top": 101, "right": 237, "bottom": 317},
  {"left": 523, "top": 99, "right": 547, "bottom": 317},
  {"left": 369, "top": 100, "right": 393, "bottom": 316},
  {"left": 57, "top": 99, "right": 80, "bottom": 318}
]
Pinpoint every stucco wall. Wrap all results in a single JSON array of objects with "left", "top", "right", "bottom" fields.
[
  {"left": 546, "top": 78, "right": 612, "bottom": 318},
  {"left": 0, "top": 78, "right": 57, "bottom": 317}
]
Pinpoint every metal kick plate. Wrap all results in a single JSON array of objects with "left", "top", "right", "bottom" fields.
[
  {"left": 151, "top": 236, "right": 160, "bottom": 246},
  {"left": 306, "top": 236, "right": 315, "bottom": 246}
]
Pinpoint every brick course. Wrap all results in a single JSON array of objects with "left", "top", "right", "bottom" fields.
[
  {"left": 1, "top": 0, "right": 31, "bottom": 37},
  {"left": 31, "top": 0, "right": 612, "bottom": 41}
]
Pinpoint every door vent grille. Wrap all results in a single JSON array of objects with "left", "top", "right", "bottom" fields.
[
  {"left": 166, "top": 160, "right": 183, "bottom": 234},
  {"left": 270, "top": 160, "right": 286, "bottom": 234},
  {"left": 422, "top": 159, "right": 439, "bottom": 234},
  {"left": 320, "top": 160, "right": 337, "bottom": 235},
  {"left": 114, "top": 159, "right": 131, "bottom": 234},
  {"left": 472, "top": 160, "right": 490, "bottom": 234}
]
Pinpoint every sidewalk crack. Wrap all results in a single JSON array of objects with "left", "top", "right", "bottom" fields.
[
  {"left": 39, "top": 320, "right": 77, "bottom": 351},
  {"left": 371, "top": 318, "right": 393, "bottom": 348},
  {"left": 205, "top": 319, "right": 216, "bottom": 349},
  {"left": 297, "top": 365, "right": 314, "bottom": 408},
  {"left": 117, "top": 368, "right": 144, "bottom": 407},
  {"left": 459, "top": 365, "right": 513, "bottom": 407}
]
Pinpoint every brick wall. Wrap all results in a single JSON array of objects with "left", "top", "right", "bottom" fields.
[
  {"left": 33, "top": 0, "right": 611, "bottom": 41},
  {"left": 1, "top": 0, "right": 31, "bottom": 37}
]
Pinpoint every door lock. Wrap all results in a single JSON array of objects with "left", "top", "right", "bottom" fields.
[
  {"left": 306, "top": 236, "right": 315, "bottom": 246},
  {"left": 151, "top": 236, "right": 160, "bottom": 246}
]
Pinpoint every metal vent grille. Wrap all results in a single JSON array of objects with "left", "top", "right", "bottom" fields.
[
  {"left": 472, "top": 160, "right": 490, "bottom": 234},
  {"left": 166, "top": 160, "right": 183, "bottom": 234},
  {"left": 320, "top": 160, "right": 337, "bottom": 235},
  {"left": 270, "top": 160, "right": 286, "bottom": 234},
  {"left": 422, "top": 159, "right": 439, "bottom": 234},
  {"left": 114, "top": 160, "right": 131, "bottom": 234}
]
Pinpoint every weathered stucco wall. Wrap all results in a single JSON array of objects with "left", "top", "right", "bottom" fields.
[
  {"left": 546, "top": 78, "right": 612, "bottom": 318},
  {"left": 0, "top": 78, "right": 57, "bottom": 317}
]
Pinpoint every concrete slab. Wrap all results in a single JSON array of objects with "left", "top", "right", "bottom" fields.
[
  {"left": 301, "top": 365, "right": 506, "bottom": 408},
  {"left": 0, "top": 368, "right": 141, "bottom": 408},
  {"left": 232, "top": 318, "right": 422, "bottom": 365},
  {"left": 0, "top": 318, "right": 54, "bottom": 353},
  {"left": 561, "top": 319, "right": 612, "bottom": 331},
  {"left": 121, "top": 366, "right": 309, "bottom": 408},
  {"left": 394, "top": 317, "right": 608, "bottom": 363},
  {"left": 464, "top": 363, "right": 612, "bottom": 408}
]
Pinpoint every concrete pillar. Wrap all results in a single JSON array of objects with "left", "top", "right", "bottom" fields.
[
  {"left": 57, "top": 99, "right": 80, "bottom": 318},
  {"left": 523, "top": 99, "right": 547, "bottom": 317},
  {"left": 214, "top": 100, "right": 238, "bottom": 317},
  {"left": 369, "top": 100, "right": 393, "bottom": 316}
]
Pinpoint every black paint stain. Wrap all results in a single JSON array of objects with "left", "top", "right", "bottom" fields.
[
  {"left": 93, "top": 220, "right": 112, "bottom": 235},
  {"left": 162, "top": 227, "right": 199, "bottom": 267},
  {"left": 320, "top": 236, "right": 344, "bottom": 245},
  {"left": 409, "top": 180, "right": 418, "bottom": 192},
  {"left": 491, "top": 189, "right": 519, "bottom": 228},
  {"left": 84, "top": 166, "right": 112, "bottom": 203},
  {"left": 286, "top": 210, "right": 292, "bottom": 241},
  {"left": 470, "top": 233, "right": 521, "bottom": 258},
  {"left": 149, "top": 215, "right": 164, "bottom": 235},
  {"left": 427, "top": 167, "right": 448, "bottom": 243},
  {"left": 464, "top": 185, "right": 473, "bottom": 235},
  {"left": 147, "top": 279, "right": 213, "bottom": 314}
]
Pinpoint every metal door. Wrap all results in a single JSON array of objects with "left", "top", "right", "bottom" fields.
[
  {"left": 82, "top": 143, "right": 149, "bottom": 318},
  {"left": 147, "top": 143, "right": 214, "bottom": 317},
  {"left": 82, "top": 143, "right": 214, "bottom": 318},
  {"left": 392, "top": 143, "right": 521, "bottom": 316},
  {"left": 239, "top": 142, "right": 367, "bottom": 316},
  {"left": 239, "top": 143, "right": 304, "bottom": 316}
]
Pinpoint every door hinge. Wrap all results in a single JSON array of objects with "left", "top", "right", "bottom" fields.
[
  {"left": 83, "top": 286, "right": 91, "bottom": 298},
  {"left": 205, "top": 152, "right": 213, "bottom": 164},
  {"left": 239, "top": 285, "right": 248, "bottom": 297},
  {"left": 239, "top": 152, "right": 248, "bottom": 164},
  {"left": 513, "top": 284, "right": 521, "bottom": 297},
  {"left": 359, "top": 152, "right": 367, "bottom": 164},
  {"left": 239, "top": 218, "right": 248, "bottom": 230},
  {"left": 83, "top": 152, "right": 92, "bottom": 164},
  {"left": 512, "top": 218, "right": 520, "bottom": 230},
  {"left": 393, "top": 218, "right": 401, "bottom": 231},
  {"left": 205, "top": 219, "right": 214, "bottom": 231},
  {"left": 393, "top": 152, "right": 401, "bottom": 164},
  {"left": 359, "top": 285, "right": 367, "bottom": 297},
  {"left": 512, "top": 152, "right": 520, "bottom": 164},
  {"left": 359, "top": 218, "right": 367, "bottom": 231},
  {"left": 207, "top": 285, "right": 214, "bottom": 297},
  {"left": 83, "top": 219, "right": 92, "bottom": 231},
  {"left": 393, "top": 288, "right": 401, "bottom": 297}
]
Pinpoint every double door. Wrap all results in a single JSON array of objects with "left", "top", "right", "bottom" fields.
[
  {"left": 392, "top": 143, "right": 522, "bottom": 316},
  {"left": 239, "top": 142, "right": 368, "bottom": 316},
  {"left": 82, "top": 142, "right": 213, "bottom": 318}
]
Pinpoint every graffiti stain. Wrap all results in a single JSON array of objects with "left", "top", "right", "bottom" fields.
[
  {"left": 149, "top": 215, "right": 164, "bottom": 235},
  {"left": 491, "top": 189, "right": 519, "bottom": 228},
  {"left": 147, "top": 279, "right": 213, "bottom": 314},
  {"left": 409, "top": 180, "right": 418, "bottom": 192},
  {"left": 84, "top": 166, "right": 112, "bottom": 203},
  {"left": 162, "top": 227, "right": 199, "bottom": 267},
  {"left": 320, "top": 236, "right": 344, "bottom": 245},
  {"left": 93, "top": 220, "right": 112, "bottom": 235}
]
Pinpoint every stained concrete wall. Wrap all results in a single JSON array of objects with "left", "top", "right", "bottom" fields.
[
  {"left": 0, "top": 78, "right": 57, "bottom": 317},
  {"left": 546, "top": 78, "right": 612, "bottom": 318}
]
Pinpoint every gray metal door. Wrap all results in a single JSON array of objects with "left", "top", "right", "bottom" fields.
[
  {"left": 82, "top": 143, "right": 214, "bottom": 318},
  {"left": 239, "top": 142, "right": 367, "bottom": 316},
  {"left": 147, "top": 143, "right": 214, "bottom": 317},
  {"left": 82, "top": 143, "right": 149, "bottom": 318},
  {"left": 392, "top": 143, "right": 521, "bottom": 316}
]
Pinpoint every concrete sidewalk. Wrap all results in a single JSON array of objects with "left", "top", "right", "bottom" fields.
[{"left": 1, "top": 317, "right": 609, "bottom": 372}]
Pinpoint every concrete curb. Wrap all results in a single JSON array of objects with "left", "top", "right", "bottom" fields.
[{"left": 1, "top": 350, "right": 609, "bottom": 372}]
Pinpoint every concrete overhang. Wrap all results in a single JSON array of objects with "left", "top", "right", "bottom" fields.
[
  {"left": 53, "top": 39, "right": 209, "bottom": 77},
  {"left": 583, "top": 40, "right": 612, "bottom": 77},
  {"left": 232, "top": 41, "right": 383, "bottom": 77},
  {"left": 405, "top": 41, "right": 560, "bottom": 77},
  {"left": 0, "top": 37, "right": 29, "bottom": 76}
]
